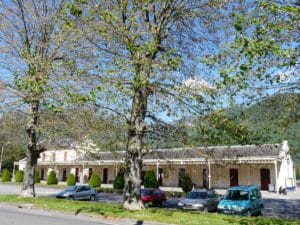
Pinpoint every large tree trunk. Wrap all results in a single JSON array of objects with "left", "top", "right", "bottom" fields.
[
  {"left": 21, "top": 101, "right": 39, "bottom": 197},
  {"left": 123, "top": 86, "right": 148, "bottom": 210}
]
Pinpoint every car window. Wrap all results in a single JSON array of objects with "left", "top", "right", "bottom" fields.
[
  {"left": 256, "top": 190, "right": 261, "bottom": 198},
  {"left": 153, "top": 190, "right": 160, "bottom": 195},
  {"left": 225, "top": 190, "right": 249, "bottom": 200},
  {"left": 141, "top": 189, "right": 153, "bottom": 196},
  {"left": 187, "top": 192, "right": 207, "bottom": 199},
  {"left": 82, "top": 186, "right": 90, "bottom": 191},
  {"left": 75, "top": 186, "right": 82, "bottom": 191}
]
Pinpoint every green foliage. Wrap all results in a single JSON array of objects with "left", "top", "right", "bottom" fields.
[
  {"left": 113, "top": 172, "right": 124, "bottom": 190},
  {"left": 180, "top": 174, "right": 193, "bottom": 193},
  {"left": 15, "top": 170, "right": 24, "bottom": 182},
  {"left": 88, "top": 173, "right": 101, "bottom": 188},
  {"left": 1, "top": 169, "right": 12, "bottom": 182},
  {"left": 67, "top": 173, "right": 76, "bottom": 186},
  {"left": 34, "top": 170, "right": 40, "bottom": 184},
  {"left": 47, "top": 171, "right": 58, "bottom": 185},
  {"left": 144, "top": 170, "right": 158, "bottom": 188}
]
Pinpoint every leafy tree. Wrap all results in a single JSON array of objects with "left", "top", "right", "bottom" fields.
[
  {"left": 180, "top": 174, "right": 193, "bottom": 193},
  {"left": 1, "top": 169, "right": 12, "bottom": 182},
  {"left": 143, "top": 171, "right": 158, "bottom": 189},
  {"left": 34, "top": 170, "right": 40, "bottom": 184},
  {"left": 67, "top": 0, "right": 227, "bottom": 211},
  {"left": 67, "top": 173, "right": 76, "bottom": 186},
  {"left": 114, "top": 172, "right": 125, "bottom": 190},
  {"left": 0, "top": 0, "right": 67, "bottom": 197},
  {"left": 88, "top": 173, "right": 101, "bottom": 188},
  {"left": 47, "top": 171, "right": 58, "bottom": 185},
  {"left": 15, "top": 170, "right": 24, "bottom": 183}
]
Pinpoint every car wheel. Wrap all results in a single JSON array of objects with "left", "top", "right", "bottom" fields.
[
  {"left": 90, "top": 195, "right": 95, "bottom": 201},
  {"left": 246, "top": 209, "right": 252, "bottom": 217}
]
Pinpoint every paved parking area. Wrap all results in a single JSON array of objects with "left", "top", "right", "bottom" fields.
[{"left": 1, "top": 183, "right": 299, "bottom": 219}]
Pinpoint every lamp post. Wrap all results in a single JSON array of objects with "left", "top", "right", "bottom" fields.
[{"left": 0, "top": 142, "right": 10, "bottom": 174}]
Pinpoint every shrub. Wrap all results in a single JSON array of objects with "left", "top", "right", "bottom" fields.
[
  {"left": 15, "top": 170, "right": 24, "bottom": 182},
  {"left": 47, "top": 170, "right": 58, "bottom": 185},
  {"left": 67, "top": 173, "right": 76, "bottom": 186},
  {"left": 113, "top": 172, "right": 124, "bottom": 190},
  {"left": 1, "top": 169, "right": 11, "bottom": 182},
  {"left": 34, "top": 170, "right": 40, "bottom": 183},
  {"left": 88, "top": 173, "right": 101, "bottom": 188},
  {"left": 144, "top": 170, "right": 158, "bottom": 188},
  {"left": 181, "top": 174, "right": 193, "bottom": 193}
]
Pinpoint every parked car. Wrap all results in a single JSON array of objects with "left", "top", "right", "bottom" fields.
[
  {"left": 56, "top": 185, "right": 96, "bottom": 201},
  {"left": 177, "top": 189, "right": 220, "bottom": 212},
  {"left": 217, "top": 185, "right": 263, "bottom": 216},
  {"left": 141, "top": 188, "right": 166, "bottom": 206}
]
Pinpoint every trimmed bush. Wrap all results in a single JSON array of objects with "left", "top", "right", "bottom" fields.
[
  {"left": 47, "top": 170, "right": 58, "bottom": 185},
  {"left": 67, "top": 173, "right": 76, "bottom": 186},
  {"left": 1, "top": 169, "right": 11, "bottom": 182},
  {"left": 88, "top": 173, "right": 101, "bottom": 188},
  {"left": 144, "top": 170, "right": 158, "bottom": 188},
  {"left": 181, "top": 174, "right": 193, "bottom": 193},
  {"left": 113, "top": 172, "right": 124, "bottom": 190},
  {"left": 15, "top": 170, "right": 24, "bottom": 182},
  {"left": 34, "top": 170, "right": 40, "bottom": 183}
]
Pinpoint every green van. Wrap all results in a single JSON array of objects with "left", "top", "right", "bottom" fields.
[{"left": 217, "top": 185, "right": 263, "bottom": 216}]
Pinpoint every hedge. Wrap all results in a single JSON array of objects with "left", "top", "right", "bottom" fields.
[
  {"left": 144, "top": 170, "right": 158, "bottom": 188},
  {"left": 88, "top": 173, "right": 101, "bottom": 188},
  {"left": 67, "top": 173, "right": 76, "bottom": 186},
  {"left": 1, "top": 169, "right": 11, "bottom": 182},
  {"left": 180, "top": 174, "right": 193, "bottom": 193},
  {"left": 47, "top": 170, "right": 58, "bottom": 185},
  {"left": 15, "top": 170, "right": 24, "bottom": 182}
]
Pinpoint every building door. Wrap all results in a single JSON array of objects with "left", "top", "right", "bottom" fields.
[
  {"left": 158, "top": 168, "right": 163, "bottom": 186},
  {"left": 88, "top": 168, "right": 93, "bottom": 180},
  {"left": 178, "top": 168, "right": 185, "bottom": 187},
  {"left": 103, "top": 168, "right": 108, "bottom": 184},
  {"left": 203, "top": 169, "right": 208, "bottom": 189},
  {"left": 260, "top": 168, "right": 270, "bottom": 190},
  {"left": 62, "top": 168, "right": 67, "bottom": 181},
  {"left": 230, "top": 168, "right": 239, "bottom": 187},
  {"left": 41, "top": 168, "right": 44, "bottom": 180},
  {"left": 75, "top": 168, "right": 79, "bottom": 182}
]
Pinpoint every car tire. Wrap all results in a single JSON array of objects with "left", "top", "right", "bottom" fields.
[
  {"left": 90, "top": 195, "right": 95, "bottom": 201},
  {"left": 246, "top": 209, "right": 252, "bottom": 217}
]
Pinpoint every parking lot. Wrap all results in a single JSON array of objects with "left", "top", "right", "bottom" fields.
[{"left": 0, "top": 183, "right": 299, "bottom": 219}]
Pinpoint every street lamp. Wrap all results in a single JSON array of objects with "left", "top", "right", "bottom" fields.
[{"left": 0, "top": 142, "right": 10, "bottom": 174}]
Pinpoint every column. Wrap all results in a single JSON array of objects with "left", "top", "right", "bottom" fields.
[
  {"left": 274, "top": 160, "right": 278, "bottom": 192},
  {"left": 156, "top": 162, "right": 159, "bottom": 180},
  {"left": 208, "top": 159, "right": 211, "bottom": 189}
]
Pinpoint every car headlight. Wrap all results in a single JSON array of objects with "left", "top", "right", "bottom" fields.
[
  {"left": 193, "top": 204, "right": 203, "bottom": 208},
  {"left": 178, "top": 202, "right": 184, "bottom": 206},
  {"left": 235, "top": 206, "right": 246, "bottom": 212},
  {"left": 63, "top": 192, "right": 69, "bottom": 197},
  {"left": 218, "top": 205, "right": 225, "bottom": 209}
]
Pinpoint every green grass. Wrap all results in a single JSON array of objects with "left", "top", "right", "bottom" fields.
[{"left": 0, "top": 195, "right": 298, "bottom": 225}]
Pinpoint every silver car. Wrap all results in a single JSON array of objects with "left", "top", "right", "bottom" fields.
[
  {"left": 56, "top": 185, "right": 96, "bottom": 201},
  {"left": 178, "top": 189, "right": 220, "bottom": 212}
]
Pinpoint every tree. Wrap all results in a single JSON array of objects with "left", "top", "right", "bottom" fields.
[
  {"left": 88, "top": 173, "right": 101, "bottom": 188},
  {"left": 0, "top": 0, "right": 66, "bottom": 197},
  {"left": 67, "top": 0, "right": 225, "bottom": 210},
  {"left": 1, "top": 168, "right": 12, "bottom": 182},
  {"left": 67, "top": 173, "right": 76, "bottom": 186},
  {"left": 15, "top": 170, "right": 24, "bottom": 183},
  {"left": 143, "top": 171, "right": 158, "bottom": 188},
  {"left": 47, "top": 170, "right": 58, "bottom": 185},
  {"left": 180, "top": 174, "right": 193, "bottom": 193}
]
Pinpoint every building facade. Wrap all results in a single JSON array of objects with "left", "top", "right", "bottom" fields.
[{"left": 15, "top": 140, "right": 297, "bottom": 192}]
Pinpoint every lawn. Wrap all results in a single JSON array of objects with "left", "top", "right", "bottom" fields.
[{"left": 0, "top": 195, "right": 298, "bottom": 225}]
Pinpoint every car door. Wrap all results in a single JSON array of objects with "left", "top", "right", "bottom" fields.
[
  {"left": 74, "top": 186, "right": 83, "bottom": 199},
  {"left": 207, "top": 191, "right": 218, "bottom": 211}
]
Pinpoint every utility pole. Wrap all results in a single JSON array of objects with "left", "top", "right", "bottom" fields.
[{"left": 0, "top": 142, "right": 10, "bottom": 174}]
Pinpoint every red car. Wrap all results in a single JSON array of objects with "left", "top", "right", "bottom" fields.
[{"left": 141, "top": 188, "right": 166, "bottom": 206}]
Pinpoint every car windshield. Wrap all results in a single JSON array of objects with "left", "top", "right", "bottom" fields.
[
  {"left": 141, "top": 189, "right": 153, "bottom": 196},
  {"left": 187, "top": 192, "right": 207, "bottom": 199},
  {"left": 65, "top": 186, "right": 77, "bottom": 191},
  {"left": 225, "top": 190, "right": 249, "bottom": 200}
]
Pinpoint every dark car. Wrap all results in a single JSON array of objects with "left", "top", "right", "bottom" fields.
[
  {"left": 141, "top": 188, "right": 166, "bottom": 206},
  {"left": 178, "top": 189, "right": 220, "bottom": 212},
  {"left": 56, "top": 185, "right": 96, "bottom": 201}
]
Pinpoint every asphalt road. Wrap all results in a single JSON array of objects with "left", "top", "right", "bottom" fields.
[{"left": 0, "top": 204, "right": 148, "bottom": 225}]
